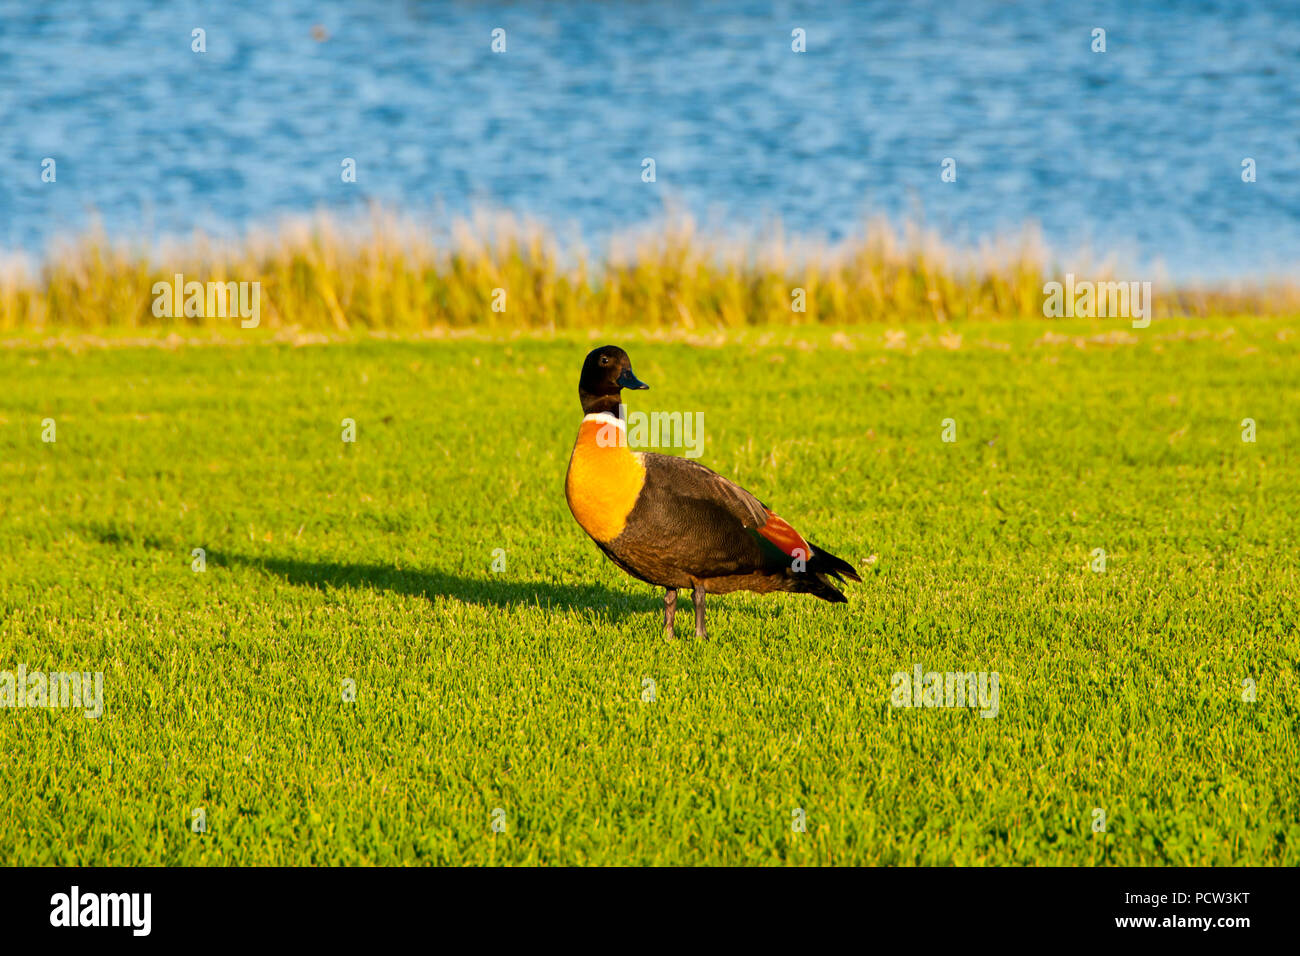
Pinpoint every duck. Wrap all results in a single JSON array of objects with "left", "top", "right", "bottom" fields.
[{"left": 564, "top": 345, "right": 861, "bottom": 639}]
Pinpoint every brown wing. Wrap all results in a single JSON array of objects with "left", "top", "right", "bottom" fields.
[
  {"left": 642, "top": 453, "right": 770, "bottom": 528},
  {"left": 601, "top": 453, "right": 778, "bottom": 583}
]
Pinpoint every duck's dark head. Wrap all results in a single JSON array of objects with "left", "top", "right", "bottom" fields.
[{"left": 579, "top": 345, "right": 648, "bottom": 416}]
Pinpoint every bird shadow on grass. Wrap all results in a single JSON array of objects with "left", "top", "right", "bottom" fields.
[
  {"left": 207, "top": 551, "right": 648, "bottom": 624},
  {"left": 80, "top": 523, "right": 735, "bottom": 628}
]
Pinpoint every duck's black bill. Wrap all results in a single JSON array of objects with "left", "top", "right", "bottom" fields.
[{"left": 617, "top": 368, "right": 649, "bottom": 390}]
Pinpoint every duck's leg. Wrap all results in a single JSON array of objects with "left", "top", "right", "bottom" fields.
[
  {"left": 663, "top": 587, "right": 677, "bottom": 639},
  {"left": 693, "top": 584, "right": 707, "bottom": 639}
]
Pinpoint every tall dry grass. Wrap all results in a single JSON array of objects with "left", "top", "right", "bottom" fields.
[{"left": 1, "top": 208, "right": 1295, "bottom": 331}]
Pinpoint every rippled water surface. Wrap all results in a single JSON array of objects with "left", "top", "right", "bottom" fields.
[{"left": 2, "top": 0, "right": 1298, "bottom": 277}]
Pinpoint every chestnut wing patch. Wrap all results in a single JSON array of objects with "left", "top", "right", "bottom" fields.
[{"left": 754, "top": 510, "right": 810, "bottom": 559}]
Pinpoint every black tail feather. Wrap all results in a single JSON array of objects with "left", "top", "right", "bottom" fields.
[
  {"left": 807, "top": 541, "right": 862, "bottom": 583},
  {"left": 795, "top": 572, "right": 849, "bottom": 603}
]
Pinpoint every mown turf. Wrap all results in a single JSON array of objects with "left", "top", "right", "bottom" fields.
[{"left": 0, "top": 315, "right": 1297, "bottom": 865}]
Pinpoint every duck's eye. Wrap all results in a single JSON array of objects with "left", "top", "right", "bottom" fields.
[{"left": 599, "top": 356, "right": 609, "bottom": 366}]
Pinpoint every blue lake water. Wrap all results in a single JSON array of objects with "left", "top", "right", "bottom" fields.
[{"left": 1, "top": 0, "right": 1298, "bottom": 278}]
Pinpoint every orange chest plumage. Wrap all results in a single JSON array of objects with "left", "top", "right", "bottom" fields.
[{"left": 565, "top": 417, "right": 646, "bottom": 544}]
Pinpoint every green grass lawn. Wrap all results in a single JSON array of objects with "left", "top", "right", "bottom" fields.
[{"left": 1, "top": 315, "right": 1297, "bottom": 865}]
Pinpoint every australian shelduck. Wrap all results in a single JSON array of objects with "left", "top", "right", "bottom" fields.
[{"left": 564, "top": 345, "right": 861, "bottom": 639}]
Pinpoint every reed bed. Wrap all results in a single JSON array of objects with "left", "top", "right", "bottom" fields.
[{"left": 1, "top": 208, "right": 1295, "bottom": 331}]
